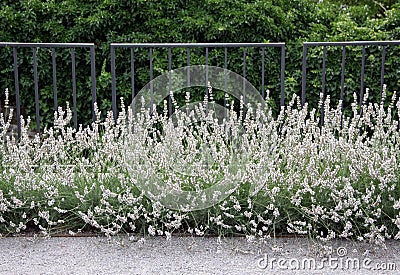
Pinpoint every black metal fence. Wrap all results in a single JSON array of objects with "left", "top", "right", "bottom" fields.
[
  {"left": 0, "top": 42, "right": 96, "bottom": 137},
  {"left": 301, "top": 41, "right": 400, "bottom": 124},
  {"left": 1, "top": 41, "right": 400, "bottom": 137},
  {"left": 110, "top": 43, "right": 286, "bottom": 120}
]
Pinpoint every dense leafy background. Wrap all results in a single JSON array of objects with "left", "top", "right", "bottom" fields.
[{"left": 0, "top": 0, "right": 399, "bottom": 127}]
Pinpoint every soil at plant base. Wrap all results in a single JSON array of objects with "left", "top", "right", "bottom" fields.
[{"left": 0, "top": 235, "right": 399, "bottom": 274}]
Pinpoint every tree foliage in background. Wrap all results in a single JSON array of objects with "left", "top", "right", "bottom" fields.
[
  {"left": 325, "top": 0, "right": 396, "bottom": 17},
  {"left": 0, "top": 0, "right": 399, "bottom": 127}
]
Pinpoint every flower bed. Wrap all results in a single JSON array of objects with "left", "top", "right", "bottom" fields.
[{"left": 0, "top": 87, "right": 399, "bottom": 245}]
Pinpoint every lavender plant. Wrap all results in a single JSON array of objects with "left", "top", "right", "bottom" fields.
[{"left": 0, "top": 86, "right": 398, "bottom": 245}]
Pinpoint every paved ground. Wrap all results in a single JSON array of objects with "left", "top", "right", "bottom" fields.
[{"left": 0, "top": 235, "right": 399, "bottom": 274}]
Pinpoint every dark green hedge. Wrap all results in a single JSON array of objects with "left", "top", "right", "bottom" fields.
[{"left": 0, "top": 0, "right": 399, "bottom": 127}]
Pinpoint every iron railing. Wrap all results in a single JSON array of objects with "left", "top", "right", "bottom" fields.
[
  {"left": 1, "top": 41, "right": 400, "bottom": 137},
  {"left": 301, "top": 41, "right": 400, "bottom": 125},
  {"left": 110, "top": 43, "right": 286, "bottom": 120},
  {"left": 0, "top": 42, "right": 97, "bottom": 137}
]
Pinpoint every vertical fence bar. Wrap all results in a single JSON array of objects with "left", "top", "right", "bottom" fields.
[
  {"left": 321, "top": 46, "right": 327, "bottom": 126},
  {"left": 380, "top": 45, "right": 386, "bottom": 103},
  {"left": 205, "top": 47, "right": 209, "bottom": 101},
  {"left": 261, "top": 48, "right": 265, "bottom": 108},
  {"left": 168, "top": 48, "right": 172, "bottom": 116},
  {"left": 51, "top": 48, "right": 58, "bottom": 113},
  {"left": 110, "top": 46, "right": 117, "bottom": 120},
  {"left": 321, "top": 46, "right": 327, "bottom": 100},
  {"left": 130, "top": 48, "right": 135, "bottom": 114},
  {"left": 340, "top": 46, "right": 346, "bottom": 104},
  {"left": 33, "top": 47, "right": 40, "bottom": 133},
  {"left": 301, "top": 44, "right": 307, "bottom": 107},
  {"left": 186, "top": 48, "right": 190, "bottom": 104},
  {"left": 280, "top": 45, "right": 285, "bottom": 107},
  {"left": 13, "top": 47, "right": 21, "bottom": 139},
  {"left": 360, "top": 45, "right": 366, "bottom": 108},
  {"left": 340, "top": 46, "right": 346, "bottom": 129},
  {"left": 130, "top": 48, "right": 135, "bottom": 132},
  {"left": 224, "top": 47, "right": 228, "bottom": 116},
  {"left": 149, "top": 47, "right": 153, "bottom": 114},
  {"left": 242, "top": 48, "right": 246, "bottom": 105},
  {"left": 90, "top": 45, "right": 97, "bottom": 121},
  {"left": 71, "top": 48, "right": 77, "bottom": 129}
]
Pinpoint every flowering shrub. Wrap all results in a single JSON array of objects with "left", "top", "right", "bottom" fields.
[{"left": 0, "top": 86, "right": 399, "bottom": 245}]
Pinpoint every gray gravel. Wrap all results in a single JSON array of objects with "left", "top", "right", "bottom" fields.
[{"left": 0, "top": 235, "right": 399, "bottom": 274}]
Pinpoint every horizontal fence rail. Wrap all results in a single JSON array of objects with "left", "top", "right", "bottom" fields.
[
  {"left": 301, "top": 40, "right": 400, "bottom": 126},
  {"left": 110, "top": 43, "right": 286, "bottom": 120},
  {"left": 0, "top": 42, "right": 96, "bottom": 138}
]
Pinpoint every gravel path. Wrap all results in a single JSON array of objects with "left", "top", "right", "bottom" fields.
[{"left": 1, "top": 236, "right": 399, "bottom": 274}]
